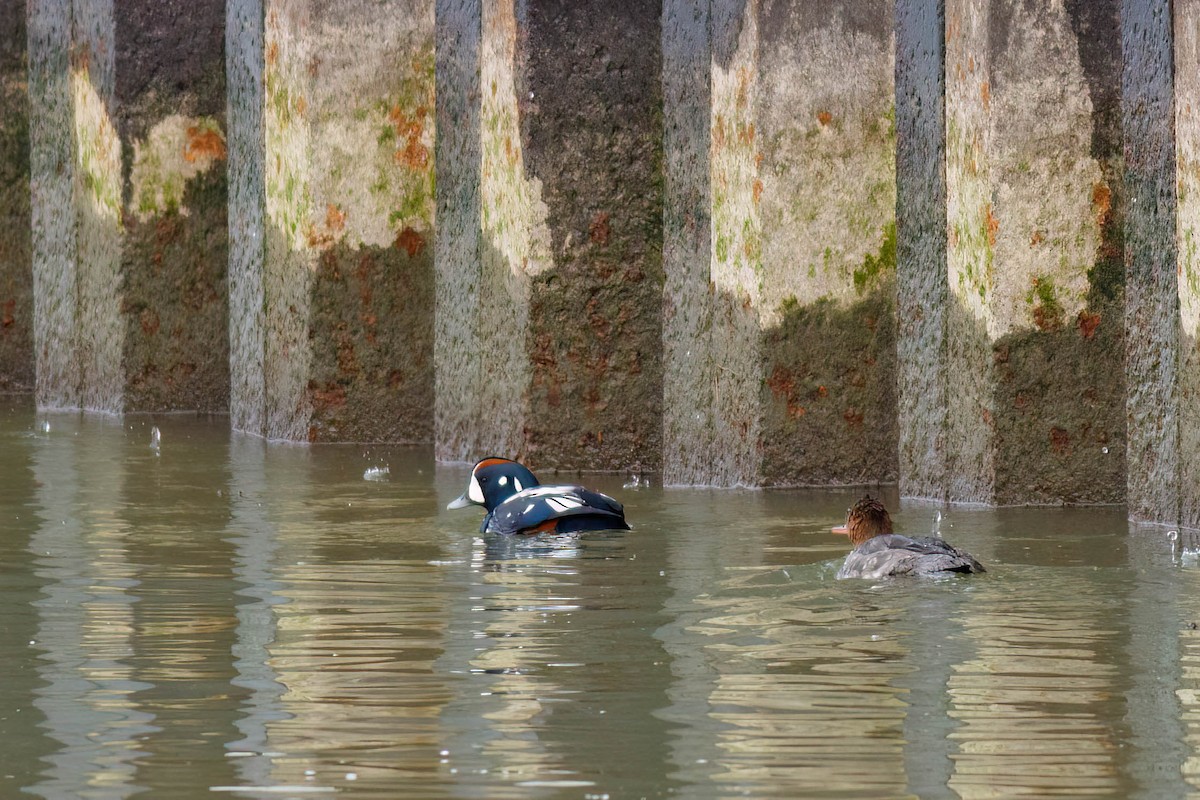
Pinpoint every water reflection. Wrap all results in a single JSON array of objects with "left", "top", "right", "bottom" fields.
[
  {"left": 8, "top": 402, "right": 1200, "bottom": 798},
  {"left": 29, "top": 413, "right": 153, "bottom": 799}
]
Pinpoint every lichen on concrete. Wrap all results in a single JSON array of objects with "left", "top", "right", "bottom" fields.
[{"left": 128, "top": 115, "right": 227, "bottom": 221}]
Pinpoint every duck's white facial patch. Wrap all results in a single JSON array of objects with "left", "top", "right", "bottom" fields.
[
  {"left": 498, "top": 476, "right": 509, "bottom": 487},
  {"left": 513, "top": 477, "right": 524, "bottom": 492},
  {"left": 468, "top": 474, "right": 484, "bottom": 504}
]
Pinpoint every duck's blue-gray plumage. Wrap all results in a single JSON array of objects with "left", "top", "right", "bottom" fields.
[
  {"left": 483, "top": 485, "right": 628, "bottom": 535},
  {"left": 837, "top": 534, "right": 986, "bottom": 579}
]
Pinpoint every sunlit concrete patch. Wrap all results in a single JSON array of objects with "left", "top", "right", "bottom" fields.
[
  {"left": 758, "top": 9, "right": 896, "bottom": 319},
  {"left": 481, "top": 0, "right": 551, "bottom": 277},
  {"left": 128, "top": 115, "right": 226, "bottom": 221},
  {"left": 1176, "top": 0, "right": 1200, "bottom": 526}
]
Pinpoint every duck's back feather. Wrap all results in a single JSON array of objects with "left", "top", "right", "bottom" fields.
[
  {"left": 484, "top": 485, "right": 629, "bottom": 535},
  {"left": 837, "top": 534, "right": 985, "bottom": 579}
]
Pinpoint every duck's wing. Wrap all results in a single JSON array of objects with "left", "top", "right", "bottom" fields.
[
  {"left": 486, "top": 485, "right": 629, "bottom": 535},
  {"left": 838, "top": 535, "right": 985, "bottom": 578}
]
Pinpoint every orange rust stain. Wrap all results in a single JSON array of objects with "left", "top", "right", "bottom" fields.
[
  {"left": 1013, "top": 392, "right": 1031, "bottom": 411},
  {"left": 1, "top": 299, "right": 14, "bottom": 328},
  {"left": 388, "top": 369, "right": 404, "bottom": 388},
  {"left": 397, "top": 139, "right": 430, "bottom": 170},
  {"left": 752, "top": 179, "right": 763, "bottom": 205},
  {"left": 713, "top": 115, "right": 727, "bottom": 148},
  {"left": 295, "top": 96, "right": 307, "bottom": 117},
  {"left": 817, "top": 110, "right": 832, "bottom": 126},
  {"left": 1077, "top": 310, "right": 1101, "bottom": 339},
  {"left": 396, "top": 227, "right": 426, "bottom": 257},
  {"left": 985, "top": 204, "right": 998, "bottom": 246},
  {"left": 310, "top": 381, "right": 347, "bottom": 410},
  {"left": 767, "top": 365, "right": 794, "bottom": 398},
  {"left": 1050, "top": 426, "right": 1071, "bottom": 455},
  {"left": 816, "top": 385, "right": 829, "bottom": 399},
  {"left": 184, "top": 127, "right": 227, "bottom": 163},
  {"left": 266, "top": 41, "right": 279, "bottom": 67},
  {"left": 1029, "top": 229, "right": 1044, "bottom": 246},
  {"left": 140, "top": 309, "right": 160, "bottom": 336},
  {"left": 325, "top": 203, "right": 347, "bottom": 233},
  {"left": 968, "top": 55, "right": 975, "bottom": 74},
  {"left": 843, "top": 409, "right": 864, "bottom": 427},
  {"left": 980, "top": 80, "right": 990, "bottom": 109},
  {"left": 1092, "top": 181, "right": 1112, "bottom": 226},
  {"left": 589, "top": 212, "right": 611, "bottom": 245}
]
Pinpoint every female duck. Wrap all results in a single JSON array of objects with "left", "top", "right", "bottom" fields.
[
  {"left": 447, "top": 457, "right": 630, "bottom": 535},
  {"left": 832, "top": 496, "right": 985, "bottom": 579}
]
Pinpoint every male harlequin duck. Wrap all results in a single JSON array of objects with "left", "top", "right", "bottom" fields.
[
  {"left": 833, "top": 496, "right": 985, "bottom": 579},
  {"left": 447, "top": 457, "right": 630, "bottom": 535}
]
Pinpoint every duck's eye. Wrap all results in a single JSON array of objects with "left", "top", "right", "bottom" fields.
[{"left": 479, "top": 476, "right": 488, "bottom": 484}]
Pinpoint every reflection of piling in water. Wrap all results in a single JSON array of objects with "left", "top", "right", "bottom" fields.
[{"left": 29, "top": 415, "right": 152, "bottom": 797}]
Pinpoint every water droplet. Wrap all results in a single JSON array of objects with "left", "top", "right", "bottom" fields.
[
  {"left": 345, "top": 772, "right": 357, "bottom": 781},
  {"left": 1102, "top": 446, "right": 1109, "bottom": 454},
  {"left": 150, "top": 426, "right": 161, "bottom": 453},
  {"left": 40, "top": 420, "right": 50, "bottom": 434}
]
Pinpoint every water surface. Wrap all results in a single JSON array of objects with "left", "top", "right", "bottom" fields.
[{"left": 0, "top": 398, "right": 1197, "bottom": 799}]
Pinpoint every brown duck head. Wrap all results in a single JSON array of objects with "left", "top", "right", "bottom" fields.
[{"left": 831, "top": 495, "right": 894, "bottom": 546}]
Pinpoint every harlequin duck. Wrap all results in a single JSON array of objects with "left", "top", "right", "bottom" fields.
[
  {"left": 833, "top": 496, "right": 985, "bottom": 579},
  {"left": 447, "top": 457, "right": 630, "bottom": 535}
]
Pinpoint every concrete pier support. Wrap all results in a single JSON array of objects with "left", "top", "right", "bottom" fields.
[
  {"left": 1178, "top": 1, "right": 1200, "bottom": 527},
  {"left": 0, "top": 3, "right": 32, "bottom": 393},
  {"left": 227, "top": 0, "right": 435, "bottom": 441},
  {"left": 663, "top": 0, "right": 898, "bottom": 487},
  {"left": 435, "top": 0, "right": 663, "bottom": 470},
  {"left": 898, "top": 0, "right": 1125, "bottom": 504},
  {"left": 26, "top": 0, "right": 228, "bottom": 412},
  {"left": 1124, "top": 0, "right": 1179, "bottom": 523}
]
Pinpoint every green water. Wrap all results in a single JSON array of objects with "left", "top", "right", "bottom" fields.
[{"left": 0, "top": 396, "right": 1197, "bottom": 799}]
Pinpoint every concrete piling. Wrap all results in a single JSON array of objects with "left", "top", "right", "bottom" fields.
[
  {"left": 0, "top": 1, "right": 32, "bottom": 393},
  {"left": 898, "top": 0, "right": 1125, "bottom": 505},
  {"left": 8, "top": 0, "right": 1200, "bottom": 524},
  {"left": 227, "top": 0, "right": 435, "bottom": 441},
  {"left": 664, "top": 0, "right": 898, "bottom": 487},
  {"left": 26, "top": 0, "right": 227, "bottom": 413},
  {"left": 435, "top": 0, "right": 664, "bottom": 471}
]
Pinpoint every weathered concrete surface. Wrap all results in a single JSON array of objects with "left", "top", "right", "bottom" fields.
[
  {"left": 521, "top": 0, "right": 664, "bottom": 472},
  {"left": 1179, "top": 0, "right": 1200, "bottom": 527},
  {"left": 896, "top": 0, "right": 947, "bottom": 499},
  {"left": 229, "top": 0, "right": 435, "bottom": 441},
  {"left": 663, "top": 0, "right": 896, "bottom": 487},
  {"left": 0, "top": 2, "right": 33, "bottom": 393},
  {"left": 28, "top": 0, "right": 121, "bottom": 411},
  {"left": 899, "top": 0, "right": 1124, "bottom": 504},
  {"left": 117, "top": 0, "right": 229, "bottom": 412},
  {"left": 435, "top": 0, "right": 662, "bottom": 471},
  {"left": 757, "top": 0, "right": 897, "bottom": 487},
  {"left": 661, "top": 0, "right": 714, "bottom": 485},
  {"left": 990, "top": 0, "right": 1125, "bottom": 505},
  {"left": 1125, "top": 0, "right": 1178, "bottom": 522},
  {"left": 27, "top": 0, "right": 227, "bottom": 412}
]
